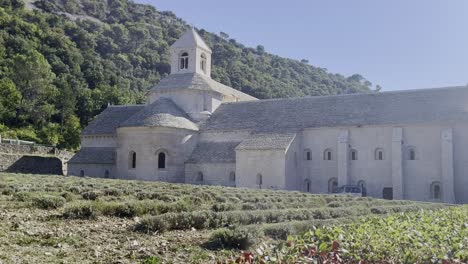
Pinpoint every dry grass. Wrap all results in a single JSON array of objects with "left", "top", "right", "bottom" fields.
[{"left": 0, "top": 173, "right": 449, "bottom": 263}]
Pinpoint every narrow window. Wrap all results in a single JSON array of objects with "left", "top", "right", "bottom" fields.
[
  {"left": 104, "top": 170, "right": 110, "bottom": 178},
  {"left": 408, "top": 147, "right": 417, "bottom": 160},
  {"left": 324, "top": 149, "right": 332, "bottom": 160},
  {"left": 129, "top": 151, "right": 136, "bottom": 169},
  {"left": 304, "top": 149, "right": 311, "bottom": 160},
  {"left": 180, "top": 52, "right": 189, "bottom": 69},
  {"left": 229, "top": 171, "right": 236, "bottom": 182},
  {"left": 304, "top": 179, "right": 311, "bottom": 192},
  {"left": 375, "top": 148, "right": 384, "bottom": 160},
  {"left": 197, "top": 171, "right": 204, "bottom": 182},
  {"left": 80, "top": 170, "right": 84, "bottom": 177},
  {"left": 328, "top": 178, "right": 338, "bottom": 193},
  {"left": 431, "top": 182, "right": 442, "bottom": 200},
  {"left": 434, "top": 185, "right": 441, "bottom": 199},
  {"left": 256, "top": 173, "right": 263, "bottom": 189},
  {"left": 158, "top": 152, "right": 166, "bottom": 169},
  {"left": 200, "top": 53, "right": 207, "bottom": 73},
  {"left": 350, "top": 149, "right": 358, "bottom": 160}
]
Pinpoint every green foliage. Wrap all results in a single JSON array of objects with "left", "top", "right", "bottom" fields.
[
  {"left": 63, "top": 201, "right": 97, "bottom": 219},
  {"left": 248, "top": 206, "right": 468, "bottom": 263},
  {"left": 81, "top": 190, "right": 100, "bottom": 200},
  {"left": 210, "top": 226, "right": 261, "bottom": 249},
  {"left": 0, "top": 0, "right": 374, "bottom": 149},
  {"left": 142, "top": 256, "right": 162, "bottom": 264},
  {"left": 32, "top": 194, "right": 66, "bottom": 209}
]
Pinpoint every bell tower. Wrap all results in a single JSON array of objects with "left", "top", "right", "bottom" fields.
[{"left": 170, "top": 27, "right": 212, "bottom": 77}]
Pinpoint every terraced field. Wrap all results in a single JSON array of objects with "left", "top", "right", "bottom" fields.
[{"left": 0, "top": 173, "right": 452, "bottom": 263}]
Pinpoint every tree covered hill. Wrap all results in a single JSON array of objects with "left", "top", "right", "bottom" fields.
[{"left": 0, "top": 0, "right": 375, "bottom": 149}]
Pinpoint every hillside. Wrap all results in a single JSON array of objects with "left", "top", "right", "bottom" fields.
[
  {"left": 0, "top": 0, "right": 375, "bottom": 149},
  {"left": 0, "top": 173, "right": 459, "bottom": 263}
]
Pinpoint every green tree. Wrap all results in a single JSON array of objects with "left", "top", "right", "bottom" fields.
[
  {"left": 59, "top": 114, "right": 81, "bottom": 150},
  {"left": 8, "top": 50, "right": 57, "bottom": 125},
  {"left": 0, "top": 78, "right": 20, "bottom": 123}
]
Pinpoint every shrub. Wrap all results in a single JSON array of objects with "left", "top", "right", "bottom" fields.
[
  {"left": 68, "top": 186, "right": 81, "bottom": 194},
  {"left": 61, "top": 192, "right": 74, "bottom": 202},
  {"left": 81, "top": 191, "right": 99, "bottom": 200},
  {"left": 100, "top": 202, "right": 140, "bottom": 218},
  {"left": 103, "top": 188, "right": 122, "bottom": 196},
  {"left": 209, "top": 226, "right": 261, "bottom": 249},
  {"left": 136, "top": 215, "right": 169, "bottom": 233},
  {"left": 327, "top": 201, "right": 342, "bottom": 208},
  {"left": 263, "top": 223, "right": 294, "bottom": 240},
  {"left": 212, "top": 203, "right": 238, "bottom": 212},
  {"left": 63, "top": 202, "right": 98, "bottom": 219},
  {"left": 13, "top": 192, "right": 32, "bottom": 202},
  {"left": 32, "top": 195, "right": 66, "bottom": 209},
  {"left": 1, "top": 187, "right": 14, "bottom": 195}
]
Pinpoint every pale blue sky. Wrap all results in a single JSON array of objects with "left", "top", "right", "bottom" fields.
[{"left": 136, "top": 0, "right": 468, "bottom": 91}]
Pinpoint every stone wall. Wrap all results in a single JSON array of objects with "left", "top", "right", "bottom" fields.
[{"left": 0, "top": 143, "right": 74, "bottom": 175}]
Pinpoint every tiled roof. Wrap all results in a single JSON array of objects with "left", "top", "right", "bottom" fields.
[
  {"left": 68, "top": 147, "right": 115, "bottom": 164},
  {"left": 171, "top": 27, "right": 211, "bottom": 52},
  {"left": 120, "top": 98, "right": 198, "bottom": 131},
  {"left": 236, "top": 133, "right": 296, "bottom": 151},
  {"left": 186, "top": 141, "right": 241, "bottom": 164},
  {"left": 149, "top": 72, "right": 257, "bottom": 101},
  {"left": 203, "top": 86, "right": 468, "bottom": 132},
  {"left": 82, "top": 105, "right": 144, "bottom": 135}
]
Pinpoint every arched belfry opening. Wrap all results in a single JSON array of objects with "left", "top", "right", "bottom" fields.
[{"left": 180, "top": 52, "right": 189, "bottom": 70}]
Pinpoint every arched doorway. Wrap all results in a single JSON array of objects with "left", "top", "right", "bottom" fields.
[{"left": 328, "top": 178, "right": 338, "bottom": 193}]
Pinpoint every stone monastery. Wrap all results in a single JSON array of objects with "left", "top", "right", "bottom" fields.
[{"left": 69, "top": 28, "right": 468, "bottom": 204}]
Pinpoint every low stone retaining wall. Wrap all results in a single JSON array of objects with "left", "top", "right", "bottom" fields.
[{"left": 0, "top": 143, "right": 74, "bottom": 175}]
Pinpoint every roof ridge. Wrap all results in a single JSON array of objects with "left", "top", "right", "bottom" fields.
[
  {"left": 108, "top": 104, "right": 145, "bottom": 108},
  {"left": 220, "top": 85, "right": 468, "bottom": 106}
]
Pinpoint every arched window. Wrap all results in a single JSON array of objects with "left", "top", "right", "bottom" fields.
[
  {"left": 196, "top": 171, "right": 204, "bottom": 182},
  {"left": 328, "top": 178, "right": 338, "bottom": 193},
  {"left": 407, "top": 146, "right": 417, "bottom": 160},
  {"left": 200, "top": 53, "right": 207, "bottom": 73},
  {"left": 304, "top": 179, "right": 311, "bottom": 192},
  {"left": 323, "top": 148, "right": 333, "bottom": 160},
  {"left": 129, "top": 151, "right": 136, "bottom": 169},
  {"left": 357, "top": 180, "right": 366, "bottom": 197},
  {"left": 375, "top": 148, "right": 384, "bottom": 160},
  {"left": 304, "top": 149, "right": 312, "bottom": 160},
  {"left": 80, "top": 170, "right": 84, "bottom": 177},
  {"left": 350, "top": 149, "right": 358, "bottom": 160},
  {"left": 229, "top": 171, "right": 236, "bottom": 182},
  {"left": 104, "top": 170, "right": 110, "bottom": 178},
  {"left": 256, "top": 173, "right": 263, "bottom": 189},
  {"left": 158, "top": 152, "right": 166, "bottom": 169},
  {"left": 180, "top": 52, "right": 189, "bottom": 69},
  {"left": 431, "top": 181, "right": 442, "bottom": 200}
]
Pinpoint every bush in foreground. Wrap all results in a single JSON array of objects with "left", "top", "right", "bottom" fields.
[
  {"left": 32, "top": 195, "right": 66, "bottom": 209},
  {"left": 233, "top": 206, "right": 468, "bottom": 263},
  {"left": 63, "top": 202, "right": 98, "bottom": 219},
  {"left": 209, "top": 226, "right": 262, "bottom": 250}
]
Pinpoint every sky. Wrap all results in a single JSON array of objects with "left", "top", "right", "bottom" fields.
[{"left": 135, "top": 0, "right": 468, "bottom": 91}]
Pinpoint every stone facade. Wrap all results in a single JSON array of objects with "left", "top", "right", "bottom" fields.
[{"left": 68, "top": 28, "right": 468, "bottom": 204}]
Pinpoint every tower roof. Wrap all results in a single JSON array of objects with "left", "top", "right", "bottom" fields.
[{"left": 171, "top": 27, "right": 212, "bottom": 53}]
